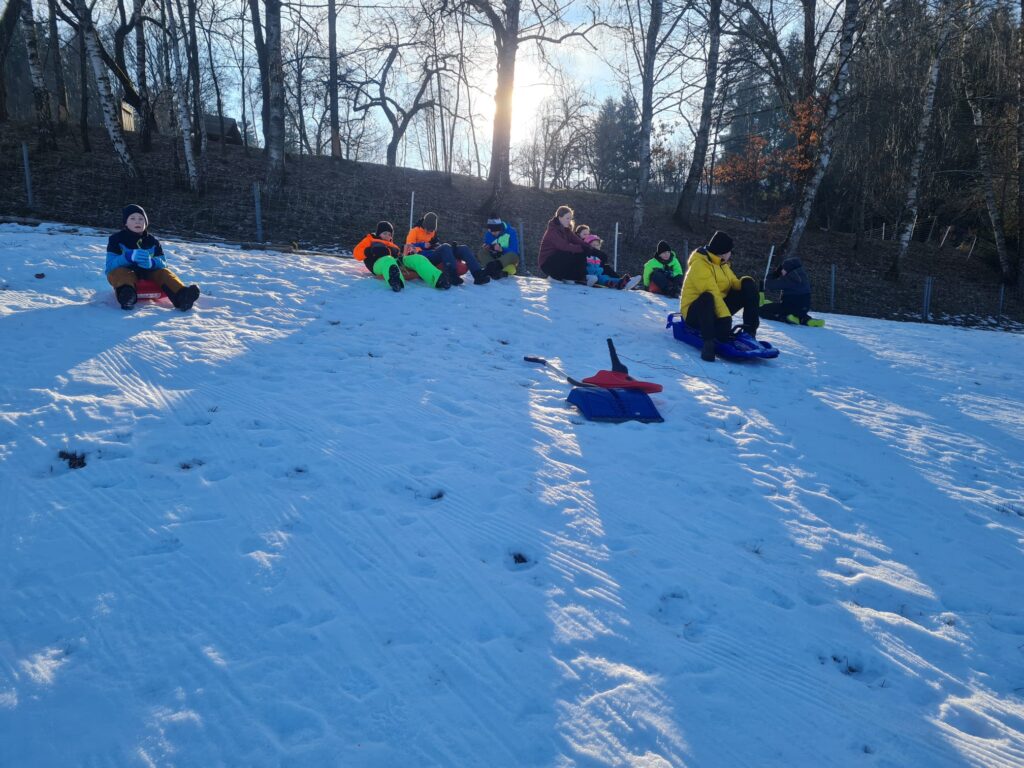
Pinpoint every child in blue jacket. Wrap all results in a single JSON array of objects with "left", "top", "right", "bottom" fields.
[
  {"left": 106, "top": 204, "right": 200, "bottom": 311},
  {"left": 759, "top": 257, "right": 824, "bottom": 326},
  {"left": 479, "top": 216, "right": 520, "bottom": 279}
]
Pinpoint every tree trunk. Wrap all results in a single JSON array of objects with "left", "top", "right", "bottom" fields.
[
  {"left": 780, "top": 0, "right": 860, "bottom": 259},
  {"left": 165, "top": 0, "right": 198, "bottom": 190},
  {"left": 889, "top": 24, "right": 949, "bottom": 279},
  {"left": 19, "top": 0, "right": 57, "bottom": 149},
  {"left": 1019, "top": 0, "right": 1024, "bottom": 288},
  {"left": 487, "top": 11, "right": 519, "bottom": 200},
  {"left": 328, "top": 0, "right": 340, "bottom": 157},
  {"left": 264, "top": 0, "right": 285, "bottom": 192},
  {"left": 77, "top": 25, "right": 90, "bottom": 150},
  {"left": 76, "top": 0, "right": 139, "bottom": 177},
  {"left": 247, "top": 0, "right": 269, "bottom": 149},
  {"left": 631, "top": 0, "right": 662, "bottom": 238},
  {"left": 133, "top": 0, "right": 151, "bottom": 150},
  {"left": 966, "top": 82, "right": 1013, "bottom": 281},
  {"left": 674, "top": 0, "right": 721, "bottom": 229},
  {"left": 801, "top": 0, "right": 817, "bottom": 102},
  {"left": 46, "top": 0, "right": 69, "bottom": 130},
  {"left": 185, "top": 0, "right": 206, "bottom": 165},
  {"left": 204, "top": 23, "right": 225, "bottom": 156}
]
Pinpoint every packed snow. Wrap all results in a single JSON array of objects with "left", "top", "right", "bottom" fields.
[{"left": 1, "top": 222, "right": 1023, "bottom": 767}]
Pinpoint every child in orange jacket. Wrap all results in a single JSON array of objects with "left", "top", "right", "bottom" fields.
[{"left": 354, "top": 221, "right": 449, "bottom": 291}]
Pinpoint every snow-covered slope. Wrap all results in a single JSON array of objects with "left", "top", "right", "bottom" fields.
[{"left": 2, "top": 222, "right": 1023, "bottom": 767}]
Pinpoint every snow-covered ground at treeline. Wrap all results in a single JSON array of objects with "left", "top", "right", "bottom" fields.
[{"left": 2, "top": 222, "right": 1024, "bottom": 768}]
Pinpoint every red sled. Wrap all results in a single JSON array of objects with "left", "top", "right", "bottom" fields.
[
  {"left": 580, "top": 339, "right": 663, "bottom": 393},
  {"left": 134, "top": 278, "right": 167, "bottom": 300}
]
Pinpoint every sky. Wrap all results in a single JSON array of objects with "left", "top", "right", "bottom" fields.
[{"left": 2, "top": 222, "right": 1024, "bottom": 767}]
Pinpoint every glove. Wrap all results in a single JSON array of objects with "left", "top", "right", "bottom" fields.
[
  {"left": 428, "top": 236, "right": 440, "bottom": 248},
  {"left": 131, "top": 249, "right": 153, "bottom": 270}
]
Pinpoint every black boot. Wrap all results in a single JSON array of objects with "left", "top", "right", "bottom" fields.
[
  {"left": 171, "top": 284, "right": 201, "bottom": 311},
  {"left": 434, "top": 271, "right": 451, "bottom": 290},
  {"left": 485, "top": 260, "right": 504, "bottom": 279},
  {"left": 471, "top": 269, "right": 491, "bottom": 285},
  {"left": 116, "top": 284, "right": 137, "bottom": 310},
  {"left": 701, "top": 339, "right": 716, "bottom": 362},
  {"left": 387, "top": 264, "right": 404, "bottom": 292}
]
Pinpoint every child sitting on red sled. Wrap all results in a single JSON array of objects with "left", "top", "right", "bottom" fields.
[{"left": 105, "top": 204, "right": 200, "bottom": 311}]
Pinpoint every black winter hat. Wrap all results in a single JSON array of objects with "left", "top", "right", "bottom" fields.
[
  {"left": 655, "top": 240, "right": 672, "bottom": 258},
  {"left": 781, "top": 257, "right": 802, "bottom": 272},
  {"left": 706, "top": 230, "right": 733, "bottom": 256},
  {"left": 422, "top": 212, "right": 438, "bottom": 231},
  {"left": 375, "top": 220, "right": 394, "bottom": 237},
  {"left": 122, "top": 204, "right": 148, "bottom": 227}
]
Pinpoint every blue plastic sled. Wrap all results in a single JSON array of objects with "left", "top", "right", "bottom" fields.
[
  {"left": 666, "top": 312, "right": 779, "bottom": 360},
  {"left": 567, "top": 386, "right": 664, "bottom": 423}
]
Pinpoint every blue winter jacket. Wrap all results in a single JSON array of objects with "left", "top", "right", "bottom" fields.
[
  {"left": 483, "top": 222, "right": 520, "bottom": 255},
  {"left": 105, "top": 229, "right": 166, "bottom": 274}
]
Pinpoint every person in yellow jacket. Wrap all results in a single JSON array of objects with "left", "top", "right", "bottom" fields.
[
  {"left": 679, "top": 231, "right": 760, "bottom": 361},
  {"left": 354, "top": 221, "right": 450, "bottom": 292}
]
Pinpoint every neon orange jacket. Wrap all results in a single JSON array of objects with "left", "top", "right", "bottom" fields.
[
  {"left": 405, "top": 226, "right": 437, "bottom": 253},
  {"left": 354, "top": 234, "right": 400, "bottom": 261}
]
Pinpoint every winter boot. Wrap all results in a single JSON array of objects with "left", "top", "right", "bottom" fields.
[
  {"left": 116, "top": 284, "right": 137, "bottom": 310},
  {"left": 805, "top": 317, "right": 825, "bottom": 327},
  {"left": 471, "top": 269, "right": 491, "bottom": 285},
  {"left": 387, "top": 264, "right": 404, "bottom": 292},
  {"left": 586, "top": 274, "right": 599, "bottom": 287},
  {"left": 172, "top": 284, "right": 201, "bottom": 311},
  {"left": 485, "top": 260, "right": 504, "bottom": 279},
  {"left": 434, "top": 271, "right": 451, "bottom": 290},
  {"left": 701, "top": 339, "right": 716, "bottom": 362},
  {"left": 759, "top": 291, "right": 769, "bottom": 307},
  {"left": 450, "top": 272, "right": 464, "bottom": 286},
  {"left": 618, "top": 275, "right": 642, "bottom": 291},
  {"left": 785, "top": 314, "right": 801, "bottom": 324}
]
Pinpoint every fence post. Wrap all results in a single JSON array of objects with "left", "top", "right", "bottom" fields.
[
  {"left": 683, "top": 238, "right": 689, "bottom": 257},
  {"left": 922, "top": 276, "right": 933, "bottom": 322},
  {"left": 22, "top": 143, "right": 33, "bottom": 210},
  {"left": 613, "top": 221, "right": 619, "bottom": 273},
  {"left": 409, "top": 190, "right": 415, "bottom": 231},
  {"left": 998, "top": 283, "right": 1006, "bottom": 316},
  {"left": 881, "top": 222, "right": 886, "bottom": 241},
  {"left": 518, "top": 220, "right": 525, "bottom": 273},
  {"left": 939, "top": 226, "right": 952, "bottom": 248},
  {"left": 829, "top": 263, "right": 836, "bottom": 312},
  {"left": 966, "top": 236, "right": 977, "bottom": 260},
  {"left": 253, "top": 182, "right": 263, "bottom": 242}
]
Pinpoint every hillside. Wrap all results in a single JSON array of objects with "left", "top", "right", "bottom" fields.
[
  {"left": 2, "top": 222, "right": 1024, "bottom": 766},
  {"left": 1, "top": 122, "right": 1021, "bottom": 326}
]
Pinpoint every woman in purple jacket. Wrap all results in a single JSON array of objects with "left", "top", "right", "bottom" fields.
[{"left": 538, "top": 206, "right": 619, "bottom": 282}]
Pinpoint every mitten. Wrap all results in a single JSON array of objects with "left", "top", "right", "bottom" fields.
[{"left": 131, "top": 249, "right": 153, "bottom": 270}]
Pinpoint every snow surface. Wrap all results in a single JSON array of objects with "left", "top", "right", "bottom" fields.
[{"left": 2, "top": 222, "right": 1024, "bottom": 768}]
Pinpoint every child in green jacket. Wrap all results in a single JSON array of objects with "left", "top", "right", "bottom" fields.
[{"left": 642, "top": 241, "right": 684, "bottom": 297}]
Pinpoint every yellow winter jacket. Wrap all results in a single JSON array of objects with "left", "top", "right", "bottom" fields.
[{"left": 680, "top": 248, "right": 747, "bottom": 319}]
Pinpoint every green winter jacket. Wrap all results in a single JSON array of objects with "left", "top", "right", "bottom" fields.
[{"left": 642, "top": 252, "right": 683, "bottom": 287}]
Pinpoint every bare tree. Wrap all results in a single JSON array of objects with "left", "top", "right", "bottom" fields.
[
  {"left": 264, "top": 0, "right": 286, "bottom": 191},
  {"left": 164, "top": 0, "right": 199, "bottom": 190},
  {"left": 675, "top": 0, "right": 722, "bottom": 229},
  {"left": 327, "top": 0, "right": 340, "bottom": 156},
  {"left": 47, "top": 0, "right": 70, "bottom": 130},
  {"left": 19, "top": 0, "right": 58, "bottom": 148},
  {"left": 780, "top": 0, "right": 861, "bottom": 258},
  {"left": 463, "top": 0, "right": 599, "bottom": 204},
  {"left": 72, "top": 0, "right": 140, "bottom": 177}
]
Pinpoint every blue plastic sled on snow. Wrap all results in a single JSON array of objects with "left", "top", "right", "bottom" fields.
[{"left": 666, "top": 312, "right": 779, "bottom": 360}]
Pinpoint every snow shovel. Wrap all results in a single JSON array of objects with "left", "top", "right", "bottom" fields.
[
  {"left": 580, "top": 338, "right": 663, "bottom": 393},
  {"left": 524, "top": 355, "right": 664, "bottom": 424}
]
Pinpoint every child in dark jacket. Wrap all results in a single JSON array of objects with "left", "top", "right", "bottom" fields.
[
  {"left": 759, "top": 257, "right": 824, "bottom": 326},
  {"left": 480, "top": 216, "right": 520, "bottom": 278},
  {"left": 642, "top": 241, "right": 684, "bottom": 297},
  {"left": 106, "top": 204, "right": 200, "bottom": 310}
]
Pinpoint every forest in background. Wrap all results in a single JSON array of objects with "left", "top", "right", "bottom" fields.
[{"left": 1, "top": 0, "right": 1023, "bottom": 287}]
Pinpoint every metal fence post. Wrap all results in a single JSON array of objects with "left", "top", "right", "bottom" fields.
[
  {"left": 613, "top": 221, "right": 619, "bottom": 273},
  {"left": 830, "top": 263, "right": 836, "bottom": 312},
  {"left": 922, "top": 276, "right": 933, "bottom": 321},
  {"left": 683, "top": 238, "right": 689, "bottom": 256},
  {"left": 22, "top": 143, "right": 33, "bottom": 209},
  {"left": 253, "top": 182, "right": 263, "bottom": 242},
  {"left": 518, "top": 220, "right": 525, "bottom": 273},
  {"left": 998, "top": 283, "right": 1006, "bottom": 316},
  {"left": 409, "top": 190, "right": 415, "bottom": 231}
]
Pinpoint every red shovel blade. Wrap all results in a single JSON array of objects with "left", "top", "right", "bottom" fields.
[{"left": 582, "top": 370, "right": 663, "bottom": 393}]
